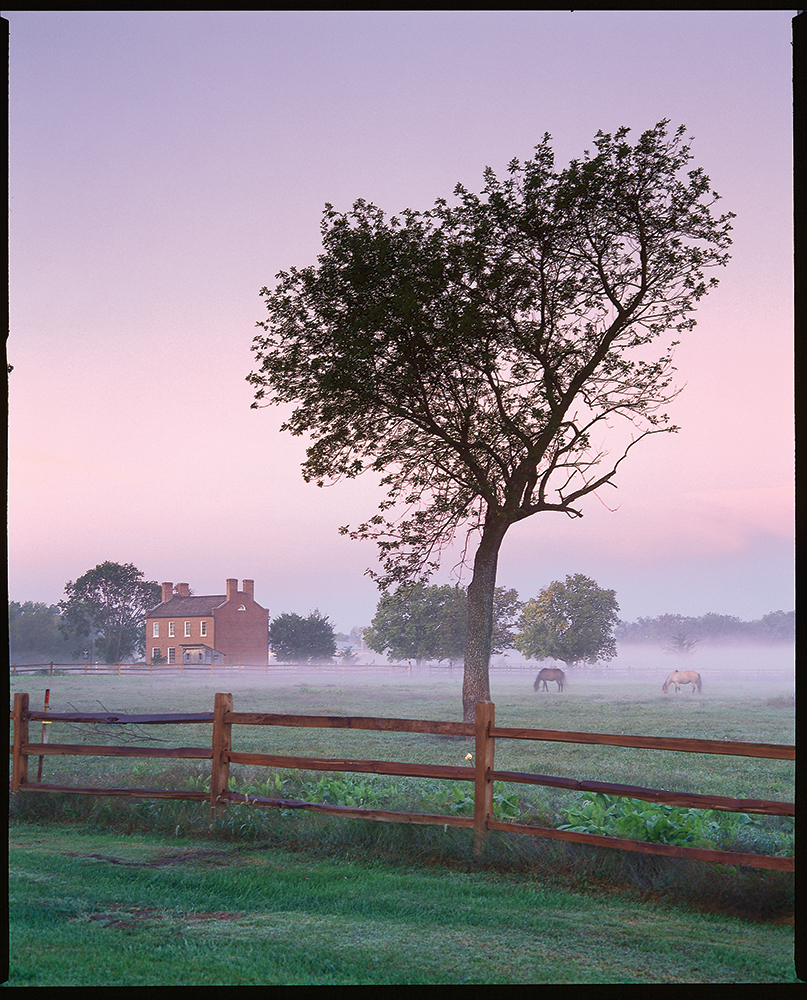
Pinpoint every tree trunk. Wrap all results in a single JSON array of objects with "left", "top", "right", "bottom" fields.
[{"left": 462, "top": 515, "right": 509, "bottom": 722}]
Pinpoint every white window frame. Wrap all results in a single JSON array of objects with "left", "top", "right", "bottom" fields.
[
  {"left": 184, "top": 621, "right": 191, "bottom": 637},
  {"left": 167, "top": 647, "right": 176, "bottom": 664},
  {"left": 200, "top": 621, "right": 207, "bottom": 637},
  {"left": 168, "top": 621, "right": 175, "bottom": 637},
  {"left": 152, "top": 622, "right": 159, "bottom": 637}
]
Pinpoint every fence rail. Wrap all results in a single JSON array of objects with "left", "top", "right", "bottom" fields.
[
  {"left": 9, "top": 659, "right": 795, "bottom": 680},
  {"left": 9, "top": 692, "right": 794, "bottom": 871}
]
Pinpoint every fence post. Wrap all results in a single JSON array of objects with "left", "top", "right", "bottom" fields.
[
  {"left": 11, "top": 693, "right": 30, "bottom": 792},
  {"left": 210, "top": 692, "right": 233, "bottom": 819},
  {"left": 50, "top": 661, "right": 53, "bottom": 676},
  {"left": 473, "top": 701, "right": 495, "bottom": 857}
]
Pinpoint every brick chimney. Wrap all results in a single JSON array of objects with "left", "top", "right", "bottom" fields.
[
  {"left": 243, "top": 579, "right": 254, "bottom": 603},
  {"left": 161, "top": 582, "right": 173, "bottom": 604},
  {"left": 226, "top": 578, "right": 238, "bottom": 601},
  {"left": 176, "top": 583, "right": 190, "bottom": 597}
]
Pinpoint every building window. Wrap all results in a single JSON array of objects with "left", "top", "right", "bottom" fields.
[
  {"left": 151, "top": 648, "right": 160, "bottom": 661},
  {"left": 200, "top": 621, "right": 207, "bottom": 636},
  {"left": 152, "top": 622, "right": 159, "bottom": 638},
  {"left": 237, "top": 605, "right": 246, "bottom": 611},
  {"left": 184, "top": 622, "right": 191, "bottom": 637},
  {"left": 167, "top": 648, "right": 175, "bottom": 664},
  {"left": 168, "top": 621, "right": 175, "bottom": 637}
]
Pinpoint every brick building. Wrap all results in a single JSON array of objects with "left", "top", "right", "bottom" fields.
[{"left": 146, "top": 578, "right": 269, "bottom": 666}]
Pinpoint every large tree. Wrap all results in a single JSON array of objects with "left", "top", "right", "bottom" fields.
[
  {"left": 58, "top": 561, "right": 161, "bottom": 663},
  {"left": 513, "top": 573, "right": 620, "bottom": 667},
  {"left": 248, "top": 122, "right": 733, "bottom": 719},
  {"left": 268, "top": 610, "right": 337, "bottom": 663}
]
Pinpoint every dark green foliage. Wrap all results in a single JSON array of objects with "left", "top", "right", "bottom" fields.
[
  {"left": 514, "top": 573, "right": 620, "bottom": 666},
  {"left": 364, "top": 583, "right": 520, "bottom": 664},
  {"left": 558, "top": 793, "right": 794, "bottom": 854},
  {"left": 268, "top": 610, "right": 337, "bottom": 663},
  {"left": 57, "top": 561, "right": 161, "bottom": 663}
]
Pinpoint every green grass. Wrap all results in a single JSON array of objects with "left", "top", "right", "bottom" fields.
[
  {"left": 8, "top": 667, "right": 797, "bottom": 983},
  {"left": 7, "top": 822, "right": 799, "bottom": 985},
  {"left": 12, "top": 669, "right": 794, "bottom": 809}
]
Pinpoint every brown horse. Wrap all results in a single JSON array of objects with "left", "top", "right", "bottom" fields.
[
  {"left": 534, "top": 667, "right": 565, "bottom": 692},
  {"left": 662, "top": 669, "right": 702, "bottom": 694}
]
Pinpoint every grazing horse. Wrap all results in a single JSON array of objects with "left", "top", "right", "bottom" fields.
[
  {"left": 662, "top": 669, "right": 702, "bottom": 694},
  {"left": 534, "top": 667, "right": 565, "bottom": 692}
]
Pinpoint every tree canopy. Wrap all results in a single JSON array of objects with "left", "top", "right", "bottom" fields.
[
  {"left": 248, "top": 121, "right": 733, "bottom": 719},
  {"left": 58, "top": 561, "right": 161, "bottom": 663},
  {"left": 9, "top": 601, "right": 76, "bottom": 664},
  {"left": 364, "top": 583, "right": 520, "bottom": 666},
  {"left": 513, "top": 573, "right": 620, "bottom": 667},
  {"left": 268, "top": 610, "right": 337, "bottom": 663}
]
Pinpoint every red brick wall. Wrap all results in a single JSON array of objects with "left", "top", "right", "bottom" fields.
[
  {"left": 146, "top": 615, "right": 217, "bottom": 664},
  {"left": 145, "top": 579, "right": 269, "bottom": 665},
  {"left": 212, "top": 584, "right": 269, "bottom": 665}
]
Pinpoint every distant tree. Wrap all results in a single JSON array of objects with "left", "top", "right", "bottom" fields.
[
  {"left": 364, "top": 583, "right": 521, "bottom": 666},
  {"left": 248, "top": 122, "right": 733, "bottom": 719},
  {"left": 8, "top": 601, "right": 77, "bottom": 664},
  {"left": 758, "top": 610, "right": 795, "bottom": 642},
  {"left": 514, "top": 573, "right": 619, "bottom": 667},
  {"left": 58, "top": 562, "right": 160, "bottom": 663},
  {"left": 364, "top": 584, "right": 449, "bottom": 666},
  {"left": 664, "top": 627, "right": 700, "bottom": 656},
  {"left": 490, "top": 587, "right": 522, "bottom": 654},
  {"left": 268, "top": 610, "right": 337, "bottom": 663},
  {"left": 349, "top": 626, "right": 367, "bottom": 648},
  {"left": 615, "top": 610, "right": 795, "bottom": 648}
]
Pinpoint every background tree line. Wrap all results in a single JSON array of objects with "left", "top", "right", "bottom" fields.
[
  {"left": 614, "top": 610, "right": 795, "bottom": 650},
  {"left": 10, "top": 560, "right": 794, "bottom": 667}
]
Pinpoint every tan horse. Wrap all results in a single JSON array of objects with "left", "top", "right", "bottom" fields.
[
  {"left": 534, "top": 667, "right": 565, "bottom": 692},
  {"left": 662, "top": 669, "right": 702, "bottom": 694}
]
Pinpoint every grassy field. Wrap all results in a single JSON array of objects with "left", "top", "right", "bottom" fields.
[
  {"left": 7, "top": 823, "right": 799, "bottom": 985},
  {"left": 8, "top": 664, "right": 798, "bottom": 984},
  {"left": 11, "top": 664, "right": 795, "bottom": 803}
]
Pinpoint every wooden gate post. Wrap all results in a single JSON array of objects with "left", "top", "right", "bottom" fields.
[
  {"left": 210, "top": 692, "right": 233, "bottom": 818},
  {"left": 473, "top": 701, "right": 495, "bottom": 857},
  {"left": 11, "top": 693, "right": 30, "bottom": 792}
]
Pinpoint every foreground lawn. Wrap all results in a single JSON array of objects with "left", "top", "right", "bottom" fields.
[{"left": 7, "top": 823, "right": 798, "bottom": 985}]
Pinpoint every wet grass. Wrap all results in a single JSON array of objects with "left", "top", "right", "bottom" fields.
[
  {"left": 7, "top": 823, "right": 799, "bottom": 985},
  {"left": 9, "top": 665, "right": 796, "bottom": 981},
  {"left": 11, "top": 668, "right": 795, "bottom": 807}
]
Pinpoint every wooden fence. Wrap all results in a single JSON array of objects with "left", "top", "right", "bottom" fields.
[
  {"left": 10, "top": 660, "right": 795, "bottom": 680},
  {"left": 9, "top": 692, "right": 794, "bottom": 871},
  {"left": 9, "top": 661, "right": 413, "bottom": 677}
]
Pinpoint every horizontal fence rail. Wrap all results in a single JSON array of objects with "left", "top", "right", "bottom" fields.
[
  {"left": 8, "top": 692, "right": 794, "bottom": 871},
  {"left": 9, "top": 660, "right": 796, "bottom": 682}
]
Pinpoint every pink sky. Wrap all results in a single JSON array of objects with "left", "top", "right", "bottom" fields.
[{"left": 6, "top": 11, "right": 794, "bottom": 631}]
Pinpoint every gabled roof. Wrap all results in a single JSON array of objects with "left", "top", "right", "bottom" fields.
[{"left": 147, "top": 595, "right": 227, "bottom": 618}]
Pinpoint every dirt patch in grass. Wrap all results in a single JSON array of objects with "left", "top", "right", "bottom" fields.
[
  {"left": 83, "top": 905, "right": 245, "bottom": 930},
  {"left": 61, "top": 848, "right": 233, "bottom": 868}
]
